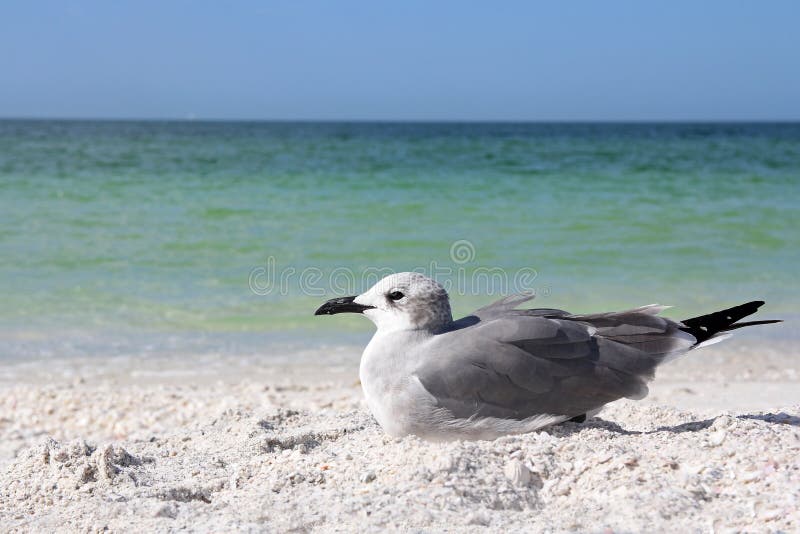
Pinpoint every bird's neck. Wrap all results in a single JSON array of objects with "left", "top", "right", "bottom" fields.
[{"left": 362, "top": 328, "right": 433, "bottom": 375}]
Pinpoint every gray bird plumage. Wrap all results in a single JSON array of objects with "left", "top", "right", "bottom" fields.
[
  {"left": 416, "top": 303, "right": 691, "bottom": 425},
  {"left": 314, "top": 272, "right": 779, "bottom": 441}
]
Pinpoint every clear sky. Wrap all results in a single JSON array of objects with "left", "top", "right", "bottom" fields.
[{"left": 1, "top": 1, "right": 798, "bottom": 121}]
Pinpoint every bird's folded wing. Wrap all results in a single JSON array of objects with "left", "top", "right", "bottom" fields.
[
  {"left": 471, "top": 293, "right": 570, "bottom": 321},
  {"left": 414, "top": 309, "right": 695, "bottom": 421}
]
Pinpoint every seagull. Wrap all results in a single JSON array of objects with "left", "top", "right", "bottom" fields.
[{"left": 315, "top": 272, "right": 780, "bottom": 441}]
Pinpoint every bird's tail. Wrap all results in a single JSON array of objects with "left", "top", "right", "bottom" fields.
[{"left": 680, "top": 301, "right": 781, "bottom": 347}]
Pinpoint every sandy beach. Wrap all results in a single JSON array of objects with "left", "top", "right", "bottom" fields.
[
  {"left": 1, "top": 338, "right": 798, "bottom": 532},
  {"left": 2, "top": 4, "right": 799, "bottom": 531}
]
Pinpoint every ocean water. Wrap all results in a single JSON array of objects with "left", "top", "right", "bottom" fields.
[{"left": 1, "top": 120, "right": 797, "bottom": 358}]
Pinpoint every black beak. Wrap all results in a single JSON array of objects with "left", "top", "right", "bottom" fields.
[{"left": 314, "top": 296, "right": 375, "bottom": 316}]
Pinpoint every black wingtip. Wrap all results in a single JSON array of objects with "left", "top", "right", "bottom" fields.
[
  {"left": 681, "top": 300, "right": 780, "bottom": 344},
  {"left": 723, "top": 319, "right": 782, "bottom": 331}
]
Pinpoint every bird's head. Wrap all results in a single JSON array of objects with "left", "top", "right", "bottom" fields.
[{"left": 314, "top": 272, "right": 453, "bottom": 333}]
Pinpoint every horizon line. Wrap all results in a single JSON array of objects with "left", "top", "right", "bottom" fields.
[{"left": 1, "top": 116, "right": 799, "bottom": 125}]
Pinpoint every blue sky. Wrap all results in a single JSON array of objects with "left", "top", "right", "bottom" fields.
[{"left": 1, "top": 1, "right": 798, "bottom": 120}]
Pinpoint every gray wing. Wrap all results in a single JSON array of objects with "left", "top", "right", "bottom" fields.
[
  {"left": 471, "top": 292, "right": 570, "bottom": 320},
  {"left": 415, "top": 302, "right": 696, "bottom": 421}
]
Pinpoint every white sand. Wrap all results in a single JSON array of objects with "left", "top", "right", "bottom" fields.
[{"left": 1, "top": 340, "right": 799, "bottom": 532}]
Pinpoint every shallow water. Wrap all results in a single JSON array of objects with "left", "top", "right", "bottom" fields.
[{"left": 1, "top": 120, "right": 797, "bottom": 356}]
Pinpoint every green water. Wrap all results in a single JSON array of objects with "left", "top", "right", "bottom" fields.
[{"left": 1, "top": 120, "right": 797, "bottom": 356}]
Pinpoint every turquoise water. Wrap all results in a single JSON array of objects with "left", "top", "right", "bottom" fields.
[{"left": 1, "top": 120, "right": 797, "bottom": 356}]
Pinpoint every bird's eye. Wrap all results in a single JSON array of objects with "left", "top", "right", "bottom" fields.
[{"left": 388, "top": 291, "right": 405, "bottom": 301}]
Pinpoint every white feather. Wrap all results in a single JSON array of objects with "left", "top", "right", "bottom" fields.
[{"left": 695, "top": 332, "right": 733, "bottom": 349}]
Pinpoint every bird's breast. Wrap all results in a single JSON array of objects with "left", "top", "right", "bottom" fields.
[{"left": 359, "top": 333, "right": 434, "bottom": 437}]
